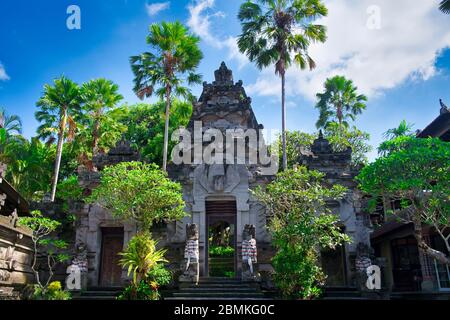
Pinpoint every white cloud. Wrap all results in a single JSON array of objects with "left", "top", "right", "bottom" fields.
[
  {"left": 0, "top": 62, "right": 9, "bottom": 81},
  {"left": 145, "top": 1, "right": 170, "bottom": 17},
  {"left": 187, "top": 0, "right": 248, "bottom": 68},
  {"left": 245, "top": 0, "right": 450, "bottom": 100}
]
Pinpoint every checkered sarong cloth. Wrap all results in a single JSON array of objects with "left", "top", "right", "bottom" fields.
[
  {"left": 184, "top": 239, "right": 199, "bottom": 259},
  {"left": 242, "top": 239, "right": 257, "bottom": 263}
]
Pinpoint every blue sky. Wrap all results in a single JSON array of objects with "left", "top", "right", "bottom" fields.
[{"left": 1, "top": 0, "right": 449, "bottom": 161}]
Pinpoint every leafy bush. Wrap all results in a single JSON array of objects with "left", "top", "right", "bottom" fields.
[
  {"left": 117, "top": 280, "right": 160, "bottom": 300},
  {"left": 31, "top": 281, "right": 71, "bottom": 300},
  {"left": 147, "top": 263, "right": 172, "bottom": 287},
  {"left": 118, "top": 232, "right": 171, "bottom": 300},
  {"left": 253, "top": 168, "right": 350, "bottom": 299},
  {"left": 119, "top": 232, "right": 168, "bottom": 284},
  {"left": 209, "top": 246, "right": 234, "bottom": 257}
]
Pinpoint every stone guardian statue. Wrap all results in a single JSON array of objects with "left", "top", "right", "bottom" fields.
[
  {"left": 181, "top": 224, "right": 200, "bottom": 285},
  {"left": 242, "top": 224, "right": 258, "bottom": 280}
]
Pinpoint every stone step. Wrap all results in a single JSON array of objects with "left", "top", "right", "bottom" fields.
[
  {"left": 172, "top": 292, "right": 265, "bottom": 298},
  {"left": 197, "top": 278, "right": 253, "bottom": 284},
  {"left": 180, "top": 287, "right": 259, "bottom": 293},
  {"left": 184, "top": 283, "right": 255, "bottom": 289},
  {"left": 79, "top": 291, "right": 121, "bottom": 297},
  {"left": 73, "top": 295, "right": 117, "bottom": 300},
  {"left": 165, "top": 297, "right": 272, "bottom": 301}
]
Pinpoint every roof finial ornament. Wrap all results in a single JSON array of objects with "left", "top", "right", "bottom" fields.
[
  {"left": 439, "top": 99, "right": 449, "bottom": 114},
  {"left": 214, "top": 61, "right": 233, "bottom": 85},
  {"left": 318, "top": 129, "right": 324, "bottom": 139}
]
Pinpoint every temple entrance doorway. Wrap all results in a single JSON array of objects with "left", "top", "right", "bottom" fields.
[
  {"left": 205, "top": 200, "right": 237, "bottom": 278},
  {"left": 99, "top": 227, "right": 124, "bottom": 287}
]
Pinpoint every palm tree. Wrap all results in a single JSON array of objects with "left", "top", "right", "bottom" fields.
[
  {"left": 383, "top": 120, "right": 414, "bottom": 140},
  {"left": 0, "top": 107, "right": 22, "bottom": 136},
  {"left": 81, "top": 78, "right": 123, "bottom": 156},
  {"left": 35, "top": 76, "right": 81, "bottom": 202},
  {"left": 0, "top": 108, "right": 23, "bottom": 161},
  {"left": 237, "top": 0, "right": 328, "bottom": 170},
  {"left": 130, "top": 21, "right": 203, "bottom": 171},
  {"left": 315, "top": 75, "right": 367, "bottom": 130},
  {"left": 440, "top": 0, "right": 450, "bottom": 14}
]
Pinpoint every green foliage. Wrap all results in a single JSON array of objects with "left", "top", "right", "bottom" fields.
[
  {"left": 253, "top": 168, "right": 350, "bottom": 299},
  {"left": 88, "top": 161, "right": 186, "bottom": 230},
  {"left": 147, "top": 263, "right": 172, "bottom": 287},
  {"left": 117, "top": 233, "right": 171, "bottom": 301},
  {"left": 0, "top": 107, "right": 23, "bottom": 136},
  {"left": 323, "top": 123, "right": 372, "bottom": 166},
  {"left": 19, "top": 210, "right": 61, "bottom": 236},
  {"left": 315, "top": 75, "right": 367, "bottom": 129},
  {"left": 118, "top": 232, "right": 168, "bottom": 285},
  {"left": 130, "top": 21, "right": 203, "bottom": 170},
  {"left": 357, "top": 137, "right": 450, "bottom": 262},
  {"left": 209, "top": 246, "right": 235, "bottom": 257},
  {"left": 118, "top": 100, "right": 192, "bottom": 166},
  {"left": 2, "top": 137, "right": 55, "bottom": 199},
  {"left": 382, "top": 120, "right": 415, "bottom": 141},
  {"left": 31, "top": 281, "right": 71, "bottom": 300},
  {"left": 79, "top": 78, "right": 124, "bottom": 157},
  {"left": 19, "top": 211, "right": 70, "bottom": 289},
  {"left": 117, "top": 280, "right": 160, "bottom": 301},
  {"left": 237, "top": 0, "right": 328, "bottom": 74},
  {"left": 56, "top": 175, "right": 83, "bottom": 202},
  {"left": 274, "top": 131, "right": 316, "bottom": 169}
]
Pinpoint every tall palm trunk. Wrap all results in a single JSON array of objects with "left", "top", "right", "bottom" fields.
[
  {"left": 162, "top": 85, "right": 171, "bottom": 172},
  {"left": 92, "top": 116, "right": 100, "bottom": 156},
  {"left": 50, "top": 108, "right": 67, "bottom": 202},
  {"left": 281, "top": 72, "right": 287, "bottom": 170}
]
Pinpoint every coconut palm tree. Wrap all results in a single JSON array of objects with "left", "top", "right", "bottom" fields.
[
  {"left": 440, "top": 0, "right": 450, "bottom": 14},
  {"left": 315, "top": 75, "right": 367, "bottom": 130},
  {"left": 35, "top": 76, "right": 81, "bottom": 202},
  {"left": 237, "top": 0, "right": 328, "bottom": 170},
  {"left": 130, "top": 21, "right": 203, "bottom": 171},
  {"left": 80, "top": 78, "right": 123, "bottom": 156},
  {"left": 0, "top": 107, "right": 22, "bottom": 136}
]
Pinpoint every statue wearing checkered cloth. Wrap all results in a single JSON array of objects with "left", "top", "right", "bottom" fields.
[
  {"left": 242, "top": 224, "right": 257, "bottom": 280},
  {"left": 182, "top": 224, "right": 200, "bottom": 285}
]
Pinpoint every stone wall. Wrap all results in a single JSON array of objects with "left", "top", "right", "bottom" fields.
[
  {"left": 0, "top": 215, "right": 34, "bottom": 299},
  {"left": 299, "top": 131, "right": 373, "bottom": 288}
]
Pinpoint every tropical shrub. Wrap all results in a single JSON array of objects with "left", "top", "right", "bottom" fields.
[
  {"left": 31, "top": 281, "right": 71, "bottom": 300},
  {"left": 253, "top": 168, "right": 350, "bottom": 299},
  {"left": 357, "top": 136, "right": 450, "bottom": 265},
  {"left": 88, "top": 161, "right": 186, "bottom": 230},
  {"left": 118, "top": 232, "right": 170, "bottom": 300},
  {"left": 209, "top": 246, "right": 234, "bottom": 257},
  {"left": 19, "top": 211, "right": 71, "bottom": 299}
]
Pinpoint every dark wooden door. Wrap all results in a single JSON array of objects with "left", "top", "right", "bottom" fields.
[
  {"left": 391, "top": 236, "right": 422, "bottom": 291},
  {"left": 100, "top": 228, "right": 124, "bottom": 287}
]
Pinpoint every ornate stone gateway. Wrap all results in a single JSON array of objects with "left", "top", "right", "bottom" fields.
[{"left": 168, "top": 62, "right": 274, "bottom": 281}]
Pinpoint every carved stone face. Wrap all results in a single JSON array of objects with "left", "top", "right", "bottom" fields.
[
  {"left": 186, "top": 224, "right": 199, "bottom": 240},
  {"left": 243, "top": 224, "right": 255, "bottom": 241},
  {"left": 75, "top": 243, "right": 87, "bottom": 254}
]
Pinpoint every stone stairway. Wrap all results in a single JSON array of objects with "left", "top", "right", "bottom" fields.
[
  {"left": 72, "top": 287, "right": 122, "bottom": 300},
  {"left": 164, "top": 277, "right": 269, "bottom": 300},
  {"left": 321, "top": 287, "right": 367, "bottom": 300}
]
